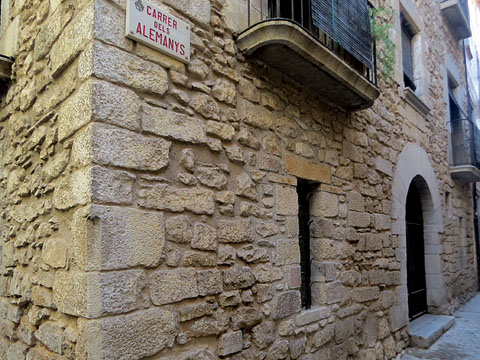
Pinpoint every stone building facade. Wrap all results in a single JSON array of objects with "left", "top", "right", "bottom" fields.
[{"left": 0, "top": 0, "right": 478, "bottom": 359}]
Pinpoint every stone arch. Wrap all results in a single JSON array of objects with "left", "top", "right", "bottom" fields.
[{"left": 390, "top": 143, "right": 446, "bottom": 331}]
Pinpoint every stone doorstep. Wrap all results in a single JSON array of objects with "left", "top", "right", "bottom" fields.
[{"left": 408, "top": 314, "right": 456, "bottom": 349}]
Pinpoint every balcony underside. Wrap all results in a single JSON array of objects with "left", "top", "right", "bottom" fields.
[
  {"left": 236, "top": 20, "right": 380, "bottom": 112},
  {"left": 450, "top": 165, "right": 480, "bottom": 182},
  {"left": 441, "top": 0, "right": 472, "bottom": 40}
]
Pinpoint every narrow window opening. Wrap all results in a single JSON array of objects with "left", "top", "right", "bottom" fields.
[
  {"left": 445, "top": 191, "right": 453, "bottom": 220},
  {"left": 297, "top": 179, "right": 314, "bottom": 309},
  {"left": 401, "top": 13, "right": 416, "bottom": 91}
]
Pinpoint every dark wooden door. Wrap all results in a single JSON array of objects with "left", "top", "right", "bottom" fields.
[{"left": 406, "top": 183, "right": 428, "bottom": 320}]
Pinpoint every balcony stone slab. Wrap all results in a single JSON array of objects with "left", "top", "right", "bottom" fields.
[
  {"left": 441, "top": 0, "right": 472, "bottom": 40},
  {"left": 236, "top": 20, "right": 380, "bottom": 112},
  {"left": 450, "top": 164, "right": 480, "bottom": 182}
]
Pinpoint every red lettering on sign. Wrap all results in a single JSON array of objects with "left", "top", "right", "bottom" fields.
[
  {"left": 136, "top": 22, "right": 142, "bottom": 35},
  {"left": 173, "top": 20, "right": 177, "bottom": 30},
  {"left": 180, "top": 44, "right": 185, "bottom": 56}
]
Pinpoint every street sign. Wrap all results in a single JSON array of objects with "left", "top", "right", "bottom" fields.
[{"left": 126, "top": 0, "right": 191, "bottom": 63}]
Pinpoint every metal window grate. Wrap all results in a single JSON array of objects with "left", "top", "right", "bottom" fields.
[{"left": 311, "top": 0, "right": 373, "bottom": 69}]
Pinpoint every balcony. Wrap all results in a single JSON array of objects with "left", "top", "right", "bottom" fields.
[
  {"left": 450, "top": 119, "right": 480, "bottom": 182},
  {"left": 236, "top": 0, "right": 380, "bottom": 112},
  {"left": 441, "top": 0, "right": 472, "bottom": 40}
]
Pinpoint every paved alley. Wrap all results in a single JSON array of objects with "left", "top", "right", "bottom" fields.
[{"left": 401, "top": 293, "right": 480, "bottom": 360}]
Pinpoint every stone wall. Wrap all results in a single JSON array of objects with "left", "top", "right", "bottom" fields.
[
  {"left": 0, "top": 0, "right": 95, "bottom": 358},
  {"left": 0, "top": 0, "right": 477, "bottom": 359}
]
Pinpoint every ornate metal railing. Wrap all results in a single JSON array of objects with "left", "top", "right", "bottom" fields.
[
  {"left": 450, "top": 118, "right": 480, "bottom": 169},
  {"left": 246, "top": 0, "right": 377, "bottom": 85}
]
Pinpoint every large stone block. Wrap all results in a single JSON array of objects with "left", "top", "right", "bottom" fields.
[
  {"left": 275, "top": 239, "right": 300, "bottom": 266},
  {"left": 197, "top": 269, "right": 223, "bottom": 296},
  {"left": 91, "top": 166, "right": 135, "bottom": 204},
  {"left": 88, "top": 41, "right": 169, "bottom": 95},
  {"left": 252, "top": 321, "right": 275, "bottom": 349},
  {"left": 217, "top": 219, "right": 254, "bottom": 243},
  {"left": 53, "top": 168, "right": 91, "bottom": 210},
  {"left": 238, "top": 97, "right": 274, "bottom": 130},
  {"left": 217, "top": 331, "right": 243, "bottom": 356},
  {"left": 34, "top": 7, "right": 66, "bottom": 61},
  {"left": 207, "top": 120, "right": 235, "bottom": 141},
  {"left": 230, "top": 307, "right": 262, "bottom": 330},
  {"left": 311, "top": 281, "right": 347, "bottom": 305},
  {"left": 347, "top": 191, "right": 365, "bottom": 212},
  {"left": 92, "top": 123, "right": 171, "bottom": 171},
  {"left": 50, "top": 4, "right": 94, "bottom": 76},
  {"left": 166, "top": 215, "right": 193, "bottom": 244},
  {"left": 78, "top": 307, "right": 177, "bottom": 360},
  {"left": 311, "top": 191, "right": 339, "bottom": 217},
  {"left": 212, "top": 78, "right": 237, "bottom": 105},
  {"left": 138, "top": 184, "right": 215, "bottom": 215},
  {"left": 275, "top": 185, "right": 298, "bottom": 216},
  {"left": 143, "top": 105, "right": 207, "bottom": 144},
  {"left": 53, "top": 270, "right": 148, "bottom": 318},
  {"left": 161, "top": 0, "right": 210, "bottom": 25},
  {"left": 223, "top": 266, "right": 255, "bottom": 290},
  {"left": 91, "top": 80, "right": 141, "bottom": 131},
  {"left": 347, "top": 211, "right": 371, "bottom": 228},
  {"left": 374, "top": 214, "right": 391, "bottom": 230},
  {"left": 353, "top": 286, "right": 380, "bottom": 303},
  {"left": 271, "top": 291, "right": 301, "bottom": 319},
  {"left": 42, "top": 238, "right": 68, "bottom": 269},
  {"left": 296, "top": 307, "right": 330, "bottom": 326},
  {"left": 58, "top": 80, "right": 93, "bottom": 141},
  {"left": 192, "top": 223, "right": 217, "bottom": 250},
  {"left": 149, "top": 268, "right": 199, "bottom": 305},
  {"left": 35, "top": 321, "right": 64, "bottom": 354},
  {"left": 94, "top": 0, "right": 133, "bottom": 51},
  {"left": 72, "top": 205, "right": 165, "bottom": 271},
  {"left": 285, "top": 154, "right": 331, "bottom": 183}
]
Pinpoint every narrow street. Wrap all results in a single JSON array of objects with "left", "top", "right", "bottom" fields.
[{"left": 401, "top": 293, "right": 480, "bottom": 360}]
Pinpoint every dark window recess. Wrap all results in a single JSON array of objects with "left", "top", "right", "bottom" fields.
[
  {"left": 297, "top": 180, "right": 314, "bottom": 309},
  {"left": 401, "top": 13, "right": 416, "bottom": 91}
]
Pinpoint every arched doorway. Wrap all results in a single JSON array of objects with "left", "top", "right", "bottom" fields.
[
  {"left": 390, "top": 143, "right": 446, "bottom": 331},
  {"left": 406, "top": 179, "right": 428, "bottom": 320}
]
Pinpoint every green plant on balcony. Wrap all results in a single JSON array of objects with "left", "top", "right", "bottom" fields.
[{"left": 370, "top": 6, "right": 396, "bottom": 85}]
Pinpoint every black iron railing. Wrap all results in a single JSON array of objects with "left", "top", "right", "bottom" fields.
[
  {"left": 450, "top": 118, "right": 480, "bottom": 169},
  {"left": 246, "top": 0, "right": 378, "bottom": 85}
]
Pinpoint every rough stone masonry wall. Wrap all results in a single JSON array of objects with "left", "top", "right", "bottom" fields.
[
  {"left": 0, "top": 0, "right": 98, "bottom": 358},
  {"left": 404, "top": 0, "right": 478, "bottom": 312},
  {"left": 0, "top": 0, "right": 477, "bottom": 360}
]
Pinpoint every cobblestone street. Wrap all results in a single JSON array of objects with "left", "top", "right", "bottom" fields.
[{"left": 401, "top": 293, "right": 480, "bottom": 360}]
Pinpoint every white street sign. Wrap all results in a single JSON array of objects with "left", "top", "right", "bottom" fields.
[{"left": 126, "top": 0, "right": 191, "bottom": 63}]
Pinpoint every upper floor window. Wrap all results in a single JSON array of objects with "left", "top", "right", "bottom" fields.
[
  {"left": 448, "top": 75, "right": 461, "bottom": 122},
  {"left": 401, "top": 12, "right": 416, "bottom": 91}
]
